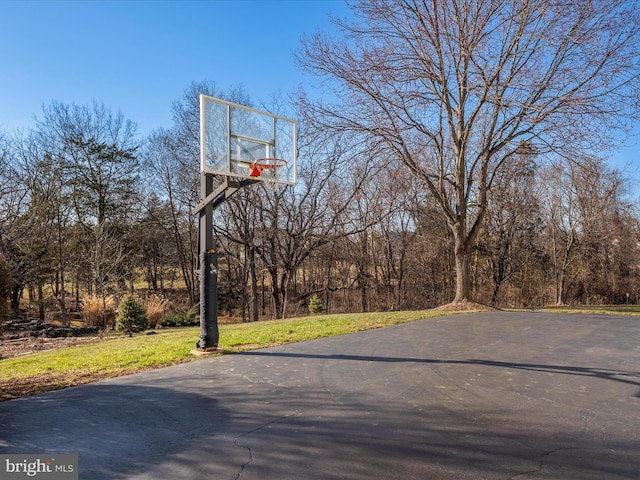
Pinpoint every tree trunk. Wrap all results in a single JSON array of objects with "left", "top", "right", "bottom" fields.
[
  {"left": 37, "top": 283, "right": 45, "bottom": 322},
  {"left": 11, "top": 285, "right": 22, "bottom": 312},
  {"left": 249, "top": 248, "right": 258, "bottom": 322},
  {"left": 556, "top": 270, "right": 566, "bottom": 306},
  {"left": 56, "top": 218, "right": 68, "bottom": 325},
  {"left": 272, "top": 289, "right": 283, "bottom": 319},
  {"left": 280, "top": 272, "right": 290, "bottom": 319},
  {"left": 360, "top": 274, "right": 368, "bottom": 313},
  {"left": 451, "top": 207, "right": 478, "bottom": 304},
  {"left": 454, "top": 248, "right": 473, "bottom": 303},
  {"left": 269, "top": 266, "right": 284, "bottom": 320}
]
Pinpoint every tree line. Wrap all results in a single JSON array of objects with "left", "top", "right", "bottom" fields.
[
  {"left": 0, "top": 85, "right": 638, "bottom": 323},
  {"left": 2, "top": 0, "right": 640, "bottom": 325}
]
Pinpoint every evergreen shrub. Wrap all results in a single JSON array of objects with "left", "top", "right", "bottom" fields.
[{"left": 116, "top": 295, "right": 148, "bottom": 336}]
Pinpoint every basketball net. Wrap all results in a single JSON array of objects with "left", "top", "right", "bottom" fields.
[{"left": 249, "top": 158, "right": 287, "bottom": 192}]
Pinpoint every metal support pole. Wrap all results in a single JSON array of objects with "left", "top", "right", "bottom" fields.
[
  {"left": 197, "top": 173, "right": 219, "bottom": 350},
  {"left": 198, "top": 251, "right": 219, "bottom": 349},
  {"left": 194, "top": 175, "right": 256, "bottom": 351}
]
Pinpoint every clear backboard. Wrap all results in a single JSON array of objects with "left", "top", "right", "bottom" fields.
[{"left": 200, "top": 95, "right": 297, "bottom": 186}]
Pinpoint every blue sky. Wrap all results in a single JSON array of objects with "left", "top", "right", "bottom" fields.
[
  {"left": 1, "top": 0, "right": 638, "bottom": 186},
  {"left": 0, "top": 0, "right": 351, "bottom": 137}
]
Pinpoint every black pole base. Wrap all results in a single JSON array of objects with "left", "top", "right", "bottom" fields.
[
  {"left": 198, "top": 251, "right": 219, "bottom": 350},
  {"left": 190, "top": 347, "right": 220, "bottom": 356}
]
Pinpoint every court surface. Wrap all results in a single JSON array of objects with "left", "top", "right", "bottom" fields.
[{"left": 1, "top": 311, "right": 639, "bottom": 479}]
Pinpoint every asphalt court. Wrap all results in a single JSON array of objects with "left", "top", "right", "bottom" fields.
[{"left": 1, "top": 311, "right": 639, "bottom": 479}]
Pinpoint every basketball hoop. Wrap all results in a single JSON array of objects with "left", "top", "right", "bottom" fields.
[
  {"left": 249, "top": 158, "right": 287, "bottom": 191},
  {"left": 249, "top": 157, "right": 287, "bottom": 176}
]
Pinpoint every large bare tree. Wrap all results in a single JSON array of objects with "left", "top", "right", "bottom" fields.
[{"left": 298, "top": 0, "right": 640, "bottom": 303}]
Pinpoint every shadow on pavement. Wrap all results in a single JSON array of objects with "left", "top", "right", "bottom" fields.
[
  {"left": 240, "top": 350, "right": 640, "bottom": 396},
  {"left": 0, "top": 383, "right": 238, "bottom": 479},
  {"left": 231, "top": 393, "right": 640, "bottom": 480},
  {"left": 4, "top": 380, "right": 634, "bottom": 479}
]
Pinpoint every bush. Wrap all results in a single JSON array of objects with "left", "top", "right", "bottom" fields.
[
  {"left": 145, "top": 295, "right": 168, "bottom": 329},
  {"left": 158, "top": 304, "right": 199, "bottom": 328},
  {"left": 308, "top": 294, "right": 325, "bottom": 314},
  {"left": 82, "top": 294, "right": 117, "bottom": 328},
  {"left": 116, "top": 295, "right": 148, "bottom": 337}
]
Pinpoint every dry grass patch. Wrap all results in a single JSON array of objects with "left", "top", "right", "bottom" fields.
[{"left": 433, "top": 301, "right": 496, "bottom": 312}]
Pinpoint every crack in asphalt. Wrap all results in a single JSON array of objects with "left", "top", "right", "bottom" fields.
[
  {"left": 231, "top": 403, "right": 326, "bottom": 479},
  {"left": 510, "top": 447, "right": 587, "bottom": 479},
  {"left": 232, "top": 436, "right": 252, "bottom": 480}
]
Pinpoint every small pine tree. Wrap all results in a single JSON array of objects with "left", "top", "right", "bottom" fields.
[
  {"left": 116, "top": 295, "right": 148, "bottom": 337},
  {"left": 308, "top": 294, "right": 325, "bottom": 315}
]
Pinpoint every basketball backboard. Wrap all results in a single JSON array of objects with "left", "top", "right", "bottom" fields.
[{"left": 200, "top": 95, "right": 297, "bottom": 186}]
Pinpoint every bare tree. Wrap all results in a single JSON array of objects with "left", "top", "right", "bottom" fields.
[
  {"left": 214, "top": 187, "right": 262, "bottom": 321},
  {"left": 0, "top": 132, "right": 32, "bottom": 312},
  {"left": 404, "top": 203, "right": 456, "bottom": 307},
  {"left": 336, "top": 163, "right": 409, "bottom": 312},
  {"left": 373, "top": 167, "right": 422, "bottom": 310},
  {"left": 540, "top": 162, "right": 579, "bottom": 305},
  {"left": 129, "top": 191, "right": 180, "bottom": 293},
  {"left": 143, "top": 130, "right": 200, "bottom": 303},
  {"left": 298, "top": 0, "right": 640, "bottom": 304},
  {"left": 538, "top": 157, "right": 624, "bottom": 305},
  {"left": 11, "top": 135, "right": 68, "bottom": 321},
  {"left": 564, "top": 157, "right": 626, "bottom": 303},
  {"left": 245, "top": 126, "right": 384, "bottom": 319},
  {"left": 0, "top": 131, "right": 14, "bottom": 200},
  {"left": 477, "top": 145, "right": 543, "bottom": 306},
  {"left": 606, "top": 206, "right": 640, "bottom": 304},
  {"left": 0, "top": 130, "right": 78, "bottom": 319}
]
